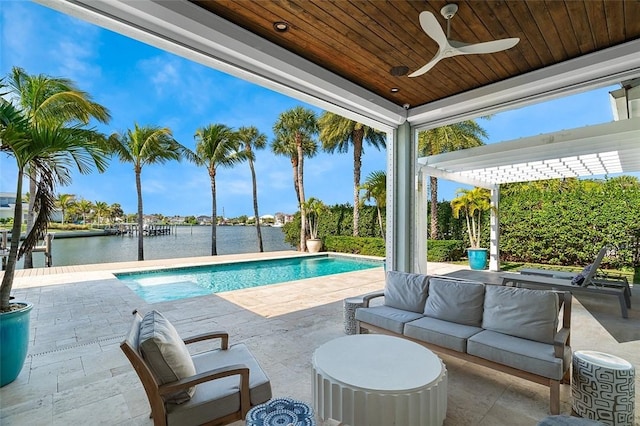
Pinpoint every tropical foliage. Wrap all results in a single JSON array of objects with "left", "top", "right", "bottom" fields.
[
  {"left": 236, "top": 126, "right": 267, "bottom": 252},
  {"left": 302, "top": 197, "right": 327, "bottom": 240},
  {"left": 450, "top": 187, "right": 493, "bottom": 249},
  {"left": 318, "top": 112, "right": 386, "bottom": 237},
  {"left": 194, "top": 124, "right": 248, "bottom": 255},
  {"left": 359, "top": 170, "right": 386, "bottom": 238},
  {"left": 272, "top": 106, "right": 318, "bottom": 251},
  {"left": 418, "top": 121, "right": 487, "bottom": 239},
  {"left": 109, "top": 124, "right": 192, "bottom": 260},
  {"left": 0, "top": 77, "right": 110, "bottom": 310},
  {"left": 5, "top": 67, "right": 110, "bottom": 268}
]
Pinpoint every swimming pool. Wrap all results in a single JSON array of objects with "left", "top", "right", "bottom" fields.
[{"left": 116, "top": 254, "right": 383, "bottom": 303}]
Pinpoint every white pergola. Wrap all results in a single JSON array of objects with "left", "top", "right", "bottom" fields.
[{"left": 417, "top": 117, "right": 640, "bottom": 271}]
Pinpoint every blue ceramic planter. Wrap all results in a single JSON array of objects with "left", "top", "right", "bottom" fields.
[
  {"left": 467, "top": 248, "right": 488, "bottom": 270},
  {"left": 0, "top": 302, "right": 33, "bottom": 387}
]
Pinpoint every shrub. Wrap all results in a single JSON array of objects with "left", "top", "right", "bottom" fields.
[
  {"left": 427, "top": 240, "right": 464, "bottom": 262},
  {"left": 324, "top": 236, "right": 385, "bottom": 257}
]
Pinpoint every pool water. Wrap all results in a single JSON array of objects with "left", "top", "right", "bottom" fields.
[{"left": 116, "top": 255, "right": 382, "bottom": 303}]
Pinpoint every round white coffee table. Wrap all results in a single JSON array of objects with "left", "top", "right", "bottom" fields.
[{"left": 312, "top": 334, "right": 447, "bottom": 426}]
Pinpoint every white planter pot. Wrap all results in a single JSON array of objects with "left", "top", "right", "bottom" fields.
[{"left": 307, "top": 239, "right": 322, "bottom": 253}]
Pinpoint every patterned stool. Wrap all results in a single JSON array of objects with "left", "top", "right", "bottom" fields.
[
  {"left": 343, "top": 297, "right": 364, "bottom": 335},
  {"left": 246, "top": 397, "right": 315, "bottom": 426},
  {"left": 572, "top": 351, "right": 635, "bottom": 426}
]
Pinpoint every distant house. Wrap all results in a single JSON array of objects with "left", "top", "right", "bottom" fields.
[
  {"left": 0, "top": 192, "right": 62, "bottom": 223},
  {"left": 197, "top": 215, "right": 212, "bottom": 225}
]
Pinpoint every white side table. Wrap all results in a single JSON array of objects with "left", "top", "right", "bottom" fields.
[
  {"left": 312, "top": 334, "right": 447, "bottom": 426},
  {"left": 572, "top": 350, "right": 635, "bottom": 426}
]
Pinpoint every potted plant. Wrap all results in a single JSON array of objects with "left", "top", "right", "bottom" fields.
[
  {"left": 0, "top": 73, "right": 110, "bottom": 386},
  {"left": 450, "top": 187, "right": 493, "bottom": 270},
  {"left": 302, "top": 197, "right": 327, "bottom": 253}
]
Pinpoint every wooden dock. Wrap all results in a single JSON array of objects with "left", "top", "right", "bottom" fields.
[{"left": 114, "top": 223, "right": 176, "bottom": 236}]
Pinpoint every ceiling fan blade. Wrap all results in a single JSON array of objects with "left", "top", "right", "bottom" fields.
[
  {"left": 418, "top": 11, "right": 448, "bottom": 48},
  {"left": 453, "top": 38, "right": 520, "bottom": 55},
  {"left": 408, "top": 53, "right": 443, "bottom": 77}
]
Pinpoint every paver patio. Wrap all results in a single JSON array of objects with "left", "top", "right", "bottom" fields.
[{"left": 1, "top": 251, "right": 638, "bottom": 425}]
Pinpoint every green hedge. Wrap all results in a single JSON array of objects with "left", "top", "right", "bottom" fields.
[
  {"left": 323, "top": 236, "right": 385, "bottom": 257},
  {"left": 499, "top": 177, "right": 640, "bottom": 268},
  {"left": 427, "top": 240, "right": 464, "bottom": 262}
]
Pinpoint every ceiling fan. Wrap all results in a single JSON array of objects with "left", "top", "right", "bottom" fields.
[{"left": 408, "top": 4, "right": 519, "bottom": 77}]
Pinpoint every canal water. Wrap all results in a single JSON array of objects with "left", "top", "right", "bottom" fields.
[{"left": 19, "top": 225, "right": 293, "bottom": 268}]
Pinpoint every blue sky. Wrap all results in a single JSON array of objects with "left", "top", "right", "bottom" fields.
[{"left": 0, "top": 1, "right": 620, "bottom": 218}]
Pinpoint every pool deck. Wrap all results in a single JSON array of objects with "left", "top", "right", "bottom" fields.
[{"left": 1, "top": 251, "right": 638, "bottom": 425}]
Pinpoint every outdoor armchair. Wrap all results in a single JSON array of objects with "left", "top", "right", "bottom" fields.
[{"left": 121, "top": 310, "right": 272, "bottom": 426}]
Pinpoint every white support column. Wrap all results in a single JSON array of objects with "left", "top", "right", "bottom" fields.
[
  {"left": 416, "top": 168, "right": 428, "bottom": 274},
  {"left": 489, "top": 185, "right": 500, "bottom": 271},
  {"left": 389, "top": 121, "right": 416, "bottom": 272}
]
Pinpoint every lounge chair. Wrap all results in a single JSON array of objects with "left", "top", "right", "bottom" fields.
[
  {"left": 517, "top": 246, "right": 631, "bottom": 298},
  {"left": 121, "top": 310, "right": 272, "bottom": 426}
]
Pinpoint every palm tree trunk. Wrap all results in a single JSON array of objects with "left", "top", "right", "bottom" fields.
[
  {"left": 135, "top": 168, "right": 144, "bottom": 261},
  {"left": 210, "top": 168, "right": 218, "bottom": 256},
  {"left": 352, "top": 130, "right": 364, "bottom": 237},
  {"left": 23, "top": 171, "right": 36, "bottom": 269},
  {"left": 291, "top": 157, "right": 300, "bottom": 205},
  {"left": 296, "top": 136, "right": 307, "bottom": 252},
  {"left": 1, "top": 169, "right": 24, "bottom": 309},
  {"left": 377, "top": 206, "right": 384, "bottom": 238},
  {"left": 249, "top": 159, "right": 264, "bottom": 252},
  {"left": 430, "top": 176, "right": 439, "bottom": 240}
]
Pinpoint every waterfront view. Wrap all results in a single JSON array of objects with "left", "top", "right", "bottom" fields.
[{"left": 19, "top": 226, "right": 293, "bottom": 269}]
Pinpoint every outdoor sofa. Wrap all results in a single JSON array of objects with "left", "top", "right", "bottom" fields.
[{"left": 355, "top": 271, "right": 572, "bottom": 415}]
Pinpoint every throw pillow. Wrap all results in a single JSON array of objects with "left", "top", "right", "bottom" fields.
[
  {"left": 424, "top": 278, "right": 485, "bottom": 326},
  {"left": 384, "top": 270, "right": 429, "bottom": 313},
  {"left": 139, "top": 310, "right": 196, "bottom": 404},
  {"left": 482, "top": 286, "right": 559, "bottom": 344}
]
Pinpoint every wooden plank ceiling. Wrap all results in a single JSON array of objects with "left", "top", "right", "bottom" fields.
[{"left": 192, "top": 1, "right": 640, "bottom": 109}]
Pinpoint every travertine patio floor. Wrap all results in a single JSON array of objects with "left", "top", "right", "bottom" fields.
[{"left": 1, "top": 251, "right": 638, "bottom": 425}]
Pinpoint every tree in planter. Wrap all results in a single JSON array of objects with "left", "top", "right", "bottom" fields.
[
  {"left": 0, "top": 100, "right": 110, "bottom": 310},
  {"left": 303, "top": 197, "right": 327, "bottom": 240},
  {"left": 450, "top": 187, "right": 492, "bottom": 249}
]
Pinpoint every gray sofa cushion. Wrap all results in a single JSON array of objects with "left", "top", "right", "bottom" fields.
[
  {"left": 139, "top": 310, "right": 196, "bottom": 404},
  {"left": 467, "top": 330, "right": 569, "bottom": 380},
  {"left": 404, "top": 316, "right": 483, "bottom": 352},
  {"left": 167, "top": 343, "right": 272, "bottom": 426},
  {"left": 424, "top": 278, "right": 485, "bottom": 326},
  {"left": 482, "top": 286, "right": 559, "bottom": 344},
  {"left": 384, "top": 271, "right": 430, "bottom": 313},
  {"left": 355, "top": 305, "right": 424, "bottom": 334}
]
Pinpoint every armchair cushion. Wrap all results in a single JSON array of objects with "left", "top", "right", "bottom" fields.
[
  {"left": 482, "top": 286, "right": 559, "bottom": 344},
  {"left": 384, "top": 271, "right": 429, "bottom": 313},
  {"left": 167, "top": 343, "right": 272, "bottom": 426},
  {"left": 139, "top": 310, "right": 196, "bottom": 403},
  {"left": 424, "top": 278, "right": 485, "bottom": 326}
]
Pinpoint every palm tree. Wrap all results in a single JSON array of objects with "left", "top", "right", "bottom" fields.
[
  {"left": 272, "top": 106, "right": 318, "bottom": 252},
  {"left": 418, "top": 121, "right": 487, "bottom": 240},
  {"left": 318, "top": 112, "right": 386, "bottom": 237},
  {"left": 94, "top": 201, "right": 110, "bottom": 225},
  {"left": 0, "top": 99, "right": 110, "bottom": 310},
  {"left": 194, "top": 124, "right": 248, "bottom": 256},
  {"left": 236, "top": 126, "right": 267, "bottom": 252},
  {"left": 6, "top": 67, "right": 110, "bottom": 268},
  {"left": 74, "top": 199, "right": 94, "bottom": 225},
  {"left": 450, "top": 187, "right": 492, "bottom": 249},
  {"left": 56, "top": 193, "right": 75, "bottom": 225},
  {"left": 109, "top": 124, "right": 192, "bottom": 261},
  {"left": 360, "top": 170, "right": 387, "bottom": 238}
]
